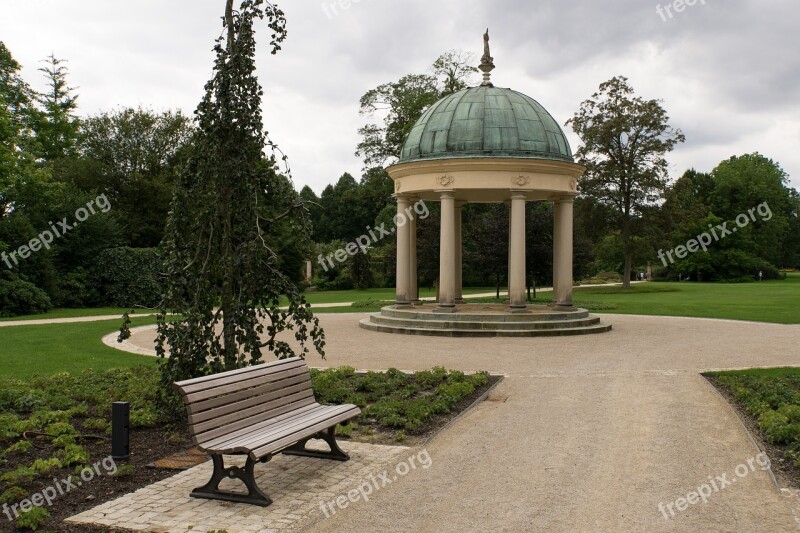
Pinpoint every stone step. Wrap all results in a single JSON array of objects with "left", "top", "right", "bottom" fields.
[
  {"left": 367, "top": 313, "right": 602, "bottom": 331},
  {"left": 359, "top": 318, "right": 613, "bottom": 338},
  {"left": 381, "top": 306, "right": 591, "bottom": 322}
]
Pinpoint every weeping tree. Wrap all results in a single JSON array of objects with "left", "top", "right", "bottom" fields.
[{"left": 122, "top": 0, "right": 325, "bottom": 390}]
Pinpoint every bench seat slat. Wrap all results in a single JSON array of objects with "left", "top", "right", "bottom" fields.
[
  {"left": 176, "top": 358, "right": 306, "bottom": 395},
  {"left": 189, "top": 380, "right": 312, "bottom": 425},
  {"left": 249, "top": 407, "right": 360, "bottom": 459},
  {"left": 197, "top": 402, "right": 323, "bottom": 450},
  {"left": 209, "top": 404, "right": 358, "bottom": 453},
  {"left": 192, "top": 388, "right": 314, "bottom": 437},
  {"left": 186, "top": 368, "right": 310, "bottom": 413}
]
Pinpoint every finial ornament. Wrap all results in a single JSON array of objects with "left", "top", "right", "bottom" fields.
[{"left": 479, "top": 28, "right": 496, "bottom": 87}]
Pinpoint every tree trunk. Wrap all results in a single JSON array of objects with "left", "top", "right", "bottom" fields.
[{"left": 623, "top": 252, "right": 632, "bottom": 289}]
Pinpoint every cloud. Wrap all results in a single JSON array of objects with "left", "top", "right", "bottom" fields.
[{"left": 1, "top": 0, "right": 797, "bottom": 191}]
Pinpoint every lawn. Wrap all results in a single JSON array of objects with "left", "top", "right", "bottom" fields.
[
  {"left": 0, "top": 316, "right": 158, "bottom": 380},
  {"left": 0, "top": 307, "right": 144, "bottom": 322},
  {"left": 0, "top": 288, "right": 498, "bottom": 322},
  {"left": 575, "top": 274, "right": 800, "bottom": 324},
  {"left": 321, "top": 274, "right": 800, "bottom": 324}
]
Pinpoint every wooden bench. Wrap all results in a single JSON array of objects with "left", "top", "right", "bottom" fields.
[{"left": 174, "top": 357, "right": 361, "bottom": 507}]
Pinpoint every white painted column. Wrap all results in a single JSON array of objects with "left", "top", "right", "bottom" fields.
[
  {"left": 395, "top": 196, "right": 411, "bottom": 306},
  {"left": 455, "top": 202, "right": 464, "bottom": 304},
  {"left": 508, "top": 193, "right": 528, "bottom": 311},
  {"left": 553, "top": 196, "right": 575, "bottom": 307},
  {"left": 437, "top": 192, "right": 456, "bottom": 312}
]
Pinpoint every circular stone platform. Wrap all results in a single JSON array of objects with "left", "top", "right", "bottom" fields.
[{"left": 359, "top": 304, "right": 612, "bottom": 337}]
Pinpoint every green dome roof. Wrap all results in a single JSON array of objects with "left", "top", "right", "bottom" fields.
[{"left": 398, "top": 86, "right": 573, "bottom": 164}]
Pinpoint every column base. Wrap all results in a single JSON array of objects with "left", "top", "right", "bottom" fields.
[
  {"left": 506, "top": 305, "right": 530, "bottom": 314},
  {"left": 549, "top": 303, "right": 575, "bottom": 311},
  {"left": 433, "top": 305, "right": 457, "bottom": 314},
  {"left": 455, "top": 298, "right": 465, "bottom": 304},
  {"left": 394, "top": 301, "right": 413, "bottom": 309}
]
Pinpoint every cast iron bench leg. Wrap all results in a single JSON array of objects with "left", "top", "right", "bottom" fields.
[
  {"left": 191, "top": 454, "right": 273, "bottom": 507},
  {"left": 282, "top": 427, "right": 350, "bottom": 461}
]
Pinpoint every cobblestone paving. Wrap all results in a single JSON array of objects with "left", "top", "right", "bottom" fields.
[{"left": 67, "top": 442, "right": 410, "bottom": 532}]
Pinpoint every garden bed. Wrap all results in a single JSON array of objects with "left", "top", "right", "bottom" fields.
[
  {"left": 0, "top": 364, "right": 498, "bottom": 531},
  {"left": 705, "top": 368, "right": 800, "bottom": 491}
]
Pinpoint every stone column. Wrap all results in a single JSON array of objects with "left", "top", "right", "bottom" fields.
[
  {"left": 553, "top": 196, "right": 575, "bottom": 307},
  {"left": 508, "top": 193, "right": 528, "bottom": 311},
  {"left": 552, "top": 201, "right": 560, "bottom": 304},
  {"left": 455, "top": 202, "right": 464, "bottom": 304},
  {"left": 436, "top": 192, "right": 456, "bottom": 312},
  {"left": 395, "top": 196, "right": 411, "bottom": 307},
  {"left": 409, "top": 203, "right": 419, "bottom": 303}
]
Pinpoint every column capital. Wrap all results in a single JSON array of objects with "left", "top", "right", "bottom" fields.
[
  {"left": 552, "top": 194, "right": 577, "bottom": 204},
  {"left": 509, "top": 191, "right": 528, "bottom": 200},
  {"left": 435, "top": 190, "right": 456, "bottom": 198}
]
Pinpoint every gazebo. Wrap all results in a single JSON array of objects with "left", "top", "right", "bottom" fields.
[{"left": 360, "top": 32, "right": 612, "bottom": 337}]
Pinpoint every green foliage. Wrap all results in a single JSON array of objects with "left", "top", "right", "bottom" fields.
[
  {"left": 44, "top": 422, "right": 77, "bottom": 437},
  {"left": 111, "top": 464, "right": 135, "bottom": 478},
  {"left": 569, "top": 76, "right": 685, "bottom": 286},
  {"left": 68, "top": 107, "right": 194, "bottom": 248},
  {"left": 356, "top": 52, "right": 478, "bottom": 168},
  {"left": 130, "top": 407, "right": 159, "bottom": 428},
  {"left": 4, "top": 440, "right": 33, "bottom": 455},
  {"left": 16, "top": 505, "right": 50, "bottom": 531},
  {"left": 34, "top": 55, "right": 79, "bottom": 161},
  {"left": 1, "top": 465, "right": 36, "bottom": 485},
  {"left": 148, "top": 0, "right": 324, "bottom": 395},
  {"left": 0, "top": 278, "right": 52, "bottom": 317},
  {"left": 0, "top": 486, "right": 27, "bottom": 505},
  {"left": 31, "top": 458, "right": 61, "bottom": 476},
  {"left": 82, "top": 418, "right": 110, "bottom": 433},
  {"left": 713, "top": 369, "right": 800, "bottom": 465},
  {"left": 94, "top": 247, "right": 163, "bottom": 307},
  {"left": 56, "top": 443, "right": 89, "bottom": 467},
  {"left": 311, "top": 366, "right": 490, "bottom": 433}
]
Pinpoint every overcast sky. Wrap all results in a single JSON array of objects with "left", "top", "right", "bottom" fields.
[{"left": 2, "top": 0, "right": 798, "bottom": 193}]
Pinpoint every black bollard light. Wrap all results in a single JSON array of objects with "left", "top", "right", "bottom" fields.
[{"left": 111, "top": 401, "right": 130, "bottom": 461}]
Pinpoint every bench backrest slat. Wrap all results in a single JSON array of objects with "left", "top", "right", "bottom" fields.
[{"left": 174, "top": 357, "right": 317, "bottom": 445}]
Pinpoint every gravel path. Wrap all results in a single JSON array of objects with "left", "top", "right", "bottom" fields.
[{"left": 109, "top": 311, "right": 800, "bottom": 531}]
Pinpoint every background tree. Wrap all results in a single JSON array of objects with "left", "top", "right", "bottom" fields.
[
  {"left": 35, "top": 55, "right": 79, "bottom": 161},
  {"left": 138, "top": 0, "right": 324, "bottom": 389},
  {"left": 59, "top": 107, "right": 193, "bottom": 247},
  {"left": 0, "top": 42, "right": 41, "bottom": 219},
  {"left": 356, "top": 51, "right": 478, "bottom": 168},
  {"left": 568, "top": 76, "right": 685, "bottom": 288}
]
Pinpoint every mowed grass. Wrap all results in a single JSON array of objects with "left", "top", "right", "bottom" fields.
[
  {"left": 574, "top": 274, "right": 800, "bottom": 324},
  {"left": 0, "top": 307, "right": 140, "bottom": 322},
  {"left": 0, "top": 316, "right": 158, "bottom": 379},
  {"left": 301, "top": 286, "right": 494, "bottom": 305},
  {"left": 0, "top": 288, "right": 499, "bottom": 322}
]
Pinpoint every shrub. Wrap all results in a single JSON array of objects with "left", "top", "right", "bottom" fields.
[
  {"left": 93, "top": 247, "right": 163, "bottom": 307},
  {"left": 4, "top": 440, "right": 34, "bottom": 455},
  {"left": 0, "top": 278, "right": 52, "bottom": 317},
  {"left": 596, "top": 271, "right": 623, "bottom": 282},
  {"left": 55, "top": 269, "right": 99, "bottom": 308},
  {"left": 16, "top": 505, "right": 50, "bottom": 531},
  {"left": 0, "top": 486, "right": 27, "bottom": 505}
]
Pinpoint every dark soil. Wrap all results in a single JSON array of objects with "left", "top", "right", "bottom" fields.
[
  {"left": 6, "top": 375, "right": 502, "bottom": 532},
  {"left": 704, "top": 375, "right": 800, "bottom": 491},
  {"left": 2, "top": 425, "right": 192, "bottom": 533}
]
